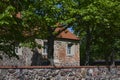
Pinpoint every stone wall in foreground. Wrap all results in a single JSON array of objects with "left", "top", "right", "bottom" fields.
[{"left": 0, "top": 66, "right": 120, "bottom": 80}]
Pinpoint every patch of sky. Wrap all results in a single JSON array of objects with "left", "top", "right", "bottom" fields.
[
  {"left": 57, "top": 4, "right": 62, "bottom": 8},
  {"left": 68, "top": 27, "right": 74, "bottom": 33}
]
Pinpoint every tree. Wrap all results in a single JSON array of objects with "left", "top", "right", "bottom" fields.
[
  {"left": 0, "top": 0, "right": 76, "bottom": 65},
  {"left": 91, "top": 0, "right": 120, "bottom": 65},
  {"left": 1, "top": 0, "right": 119, "bottom": 66},
  {"left": 72, "top": 0, "right": 120, "bottom": 65},
  {"left": 33, "top": 0, "right": 77, "bottom": 65},
  {"left": 0, "top": 0, "right": 46, "bottom": 58}
]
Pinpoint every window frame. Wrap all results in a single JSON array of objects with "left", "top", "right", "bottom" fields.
[
  {"left": 42, "top": 40, "right": 48, "bottom": 55},
  {"left": 15, "top": 43, "right": 22, "bottom": 55},
  {"left": 66, "top": 42, "right": 74, "bottom": 56}
]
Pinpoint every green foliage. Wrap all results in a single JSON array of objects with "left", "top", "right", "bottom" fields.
[
  {"left": 72, "top": 0, "right": 120, "bottom": 65},
  {"left": 0, "top": 0, "right": 76, "bottom": 58},
  {"left": 0, "top": 0, "right": 119, "bottom": 65}
]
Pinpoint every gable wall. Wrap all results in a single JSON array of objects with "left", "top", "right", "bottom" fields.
[
  {"left": 33, "top": 39, "right": 80, "bottom": 66},
  {"left": 54, "top": 40, "right": 80, "bottom": 66}
]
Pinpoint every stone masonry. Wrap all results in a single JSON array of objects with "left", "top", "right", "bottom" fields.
[
  {"left": 0, "top": 39, "right": 80, "bottom": 66},
  {"left": 35, "top": 39, "right": 80, "bottom": 66},
  {"left": 0, "top": 66, "right": 120, "bottom": 80},
  {"left": 54, "top": 40, "right": 80, "bottom": 66},
  {"left": 0, "top": 47, "right": 33, "bottom": 66}
]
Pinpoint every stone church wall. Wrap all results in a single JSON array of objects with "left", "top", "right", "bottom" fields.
[
  {"left": 54, "top": 40, "right": 80, "bottom": 66},
  {"left": 0, "top": 47, "right": 33, "bottom": 66},
  {"left": 0, "top": 40, "right": 80, "bottom": 66}
]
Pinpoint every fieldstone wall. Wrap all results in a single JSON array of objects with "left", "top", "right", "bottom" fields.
[
  {"left": 0, "top": 66, "right": 120, "bottom": 80},
  {"left": 0, "top": 47, "right": 33, "bottom": 66}
]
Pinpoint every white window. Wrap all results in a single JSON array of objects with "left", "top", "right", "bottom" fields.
[
  {"left": 15, "top": 46, "right": 22, "bottom": 55},
  {"left": 66, "top": 43, "right": 74, "bottom": 56},
  {"left": 42, "top": 41, "right": 48, "bottom": 55}
]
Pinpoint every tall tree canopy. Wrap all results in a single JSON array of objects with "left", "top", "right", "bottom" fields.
[
  {"left": 72, "top": 0, "right": 120, "bottom": 65},
  {"left": 0, "top": 0, "right": 120, "bottom": 65},
  {"left": 0, "top": 0, "right": 76, "bottom": 65}
]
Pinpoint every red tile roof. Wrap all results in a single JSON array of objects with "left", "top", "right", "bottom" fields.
[{"left": 55, "top": 27, "right": 79, "bottom": 40}]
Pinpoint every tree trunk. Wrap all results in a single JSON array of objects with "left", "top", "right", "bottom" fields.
[
  {"left": 47, "top": 27, "right": 55, "bottom": 66},
  {"left": 105, "top": 54, "right": 109, "bottom": 65},
  {"left": 110, "top": 48, "right": 115, "bottom": 66},
  {"left": 85, "top": 26, "right": 91, "bottom": 65},
  {"left": 47, "top": 26, "right": 69, "bottom": 66},
  {"left": 47, "top": 36, "right": 54, "bottom": 66}
]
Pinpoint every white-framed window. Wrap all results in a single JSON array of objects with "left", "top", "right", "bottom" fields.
[
  {"left": 42, "top": 41, "right": 48, "bottom": 55},
  {"left": 66, "top": 43, "right": 74, "bottom": 56},
  {"left": 15, "top": 46, "right": 22, "bottom": 55}
]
